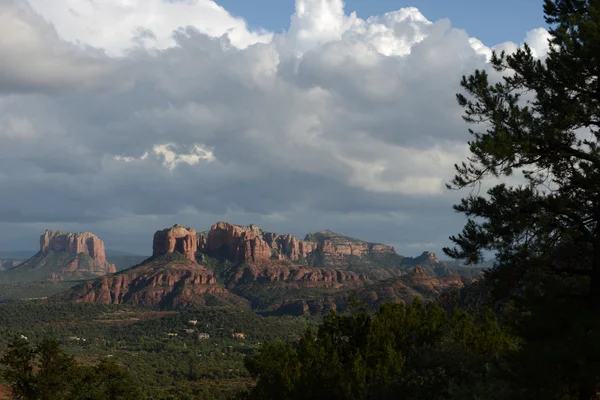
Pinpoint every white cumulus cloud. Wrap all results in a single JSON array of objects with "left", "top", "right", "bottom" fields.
[
  {"left": 0, "top": 0, "right": 552, "bottom": 256},
  {"left": 24, "top": 0, "right": 272, "bottom": 56}
]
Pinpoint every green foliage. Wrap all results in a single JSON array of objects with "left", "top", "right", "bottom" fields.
[
  {"left": 0, "top": 281, "right": 76, "bottom": 301},
  {"left": 1, "top": 337, "right": 142, "bottom": 400},
  {"left": 0, "top": 301, "right": 312, "bottom": 399},
  {"left": 0, "top": 251, "right": 100, "bottom": 285},
  {"left": 244, "top": 300, "right": 516, "bottom": 400},
  {"left": 444, "top": 0, "right": 600, "bottom": 397}
]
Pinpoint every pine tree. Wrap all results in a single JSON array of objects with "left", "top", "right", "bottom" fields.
[
  {"left": 0, "top": 337, "right": 143, "bottom": 400},
  {"left": 0, "top": 338, "right": 38, "bottom": 400},
  {"left": 244, "top": 301, "right": 513, "bottom": 400},
  {"left": 444, "top": 0, "right": 600, "bottom": 397}
]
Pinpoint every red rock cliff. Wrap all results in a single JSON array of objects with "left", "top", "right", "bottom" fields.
[
  {"left": 305, "top": 230, "right": 396, "bottom": 256},
  {"left": 57, "top": 254, "right": 244, "bottom": 309},
  {"left": 204, "top": 222, "right": 397, "bottom": 265},
  {"left": 207, "top": 222, "right": 272, "bottom": 264},
  {"left": 41, "top": 230, "right": 110, "bottom": 264},
  {"left": 264, "top": 233, "right": 318, "bottom": 261},
  {"left": 38, "top": 230, "right": 116, "bottom": 276},
  {"left": 153, "top": 225, "right": 197, "bottom": 262},
  {"left": 54, "top": 222, "right": 468, "bottom": 315}
]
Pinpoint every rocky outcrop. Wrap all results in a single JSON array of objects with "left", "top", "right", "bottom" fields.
[
  {"left": 153, "top": 225, "right": 197, "bottom": 262},
  {"left": 401, "top": 251, "right": 458, "bottom": 277},
  {"left": 203, "top": 222, "right": 397, "bottom": 265},
  {"left": 227, "top": 264, "right": 364, "bottom": 288},
  {"left": 40, "top": 230, "right": 111, "bottom": 265},
  {"left": 414, "top": 265, "right": 426, "bottom": 274},
  {"left": 263, "top": 233, "right": 319, "bottom": 261},
  {"left": 342, "top": 269, "right": 467, "bottom": 312},
  {"left": 404, "top": 251, "right": 440, "bottom": 266},
  {"left": 54, "top": 222, "right": 472, "bottom": 315},
  {"left": 206, "top": 222, "right": 273, "bottom": 264},
  {"left": 0, "top": 231, "right": 116, "bottom": 283},
  {"left": 317, "top": 239, "right": 395, "bottom": 256},
  {"left": 227, "top": 263, "right": 466, "bottom": 316},
  {"left": 196, "top": 231, "right": 208, "bottom": 251},
  {"left": 304, "top": 230, "right": 396, "bottom": 256},
  {"left": 57, "top": 253, "right": 248, "bottom": 309}
]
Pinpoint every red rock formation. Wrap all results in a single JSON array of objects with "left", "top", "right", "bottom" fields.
[
  {"left": 321, "top": 240, "right": 336, "bottom": 254},
  {"left": 196, "top": 232, "right": 208, "bottom": 251},
  {"left": 305, "top": 230, "right": 396, "bottom": 256},
  {"left": 0, "top": 231, "right": 116, "bottom": 283},
  {"left": 227, "top": 264, "right": 363, "bottom": 288},
  {"left": 40, "top": 230, "right": 111, "bottom": 265},
  {"left": 420, "top": 251, "right": 439, "bottom": 263},
  {"left": 54, "top": 222, "right": 468, "bottom": 315},
  {"left": 153, "top": 225, "right": 197, "bottom": 262},
  {"left": 58, "top": 254, "right": 247, "bottom": 309},
  {"left": 403, "top": 268, "right": 464, "bottom": 294},
  {"left": 407, "top": 251, "right": 440, "bottom": 265},
  {"left": 39, "top": 230, "right": 116, "bottom": 277},
  {"left": 204, "top": 222, "right": 396, "bottom": 265},
  {"left": 207, "top": 222, "right": 272, "bottom": 264},
  {"left": 273, "top": 233, "right": 318, "bottom": 260}
]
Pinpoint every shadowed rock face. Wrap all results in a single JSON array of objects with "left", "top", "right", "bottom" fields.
[
  {"left": 206, "top": 222, "right": 273, "bottom": 264},
  {"left": 153, "top": 225, "right": 197, "bottom": 262},
  {"left": 56, "top": 253, "right": 247, "bottom": 309}
]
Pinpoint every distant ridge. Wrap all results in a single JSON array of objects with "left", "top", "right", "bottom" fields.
[{"left": 58, "top": 222, "right": 480, "bottom": 314}]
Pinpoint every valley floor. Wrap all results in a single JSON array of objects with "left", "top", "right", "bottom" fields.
[{"left": 0, "top": 301, "right": 315, "bottom": 399}]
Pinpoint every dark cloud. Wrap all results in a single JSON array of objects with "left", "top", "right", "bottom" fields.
[{"left": 0, "top": 0, "right": 550, "bottom": 257}]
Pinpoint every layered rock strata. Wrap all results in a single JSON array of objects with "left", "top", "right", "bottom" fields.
[
  {"left": 204, "top": 222, "right": 397, "bottom": 265},
  {"left": 58, "top": 254, "right": 231, "bottom": 308},
  {"left": 0, "top": 231, "right": 116, "bottom": 283},
  {"left": 40, "top": 230, "right": 112, "bottom": 267},
  {"left": 153, "top": 225, "right": 197, "bottom": 262}
]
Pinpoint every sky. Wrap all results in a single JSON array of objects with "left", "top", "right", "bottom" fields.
[
  {"left": 217, "top": 0, "right": 548, "bottom": 45},
  {"left": 0, "top": 0, "right": 550, "bottom": 257}
]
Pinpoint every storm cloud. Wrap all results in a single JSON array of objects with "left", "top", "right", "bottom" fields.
[{"left": 0, "top": 0, "right": 550, "bottom": 256}]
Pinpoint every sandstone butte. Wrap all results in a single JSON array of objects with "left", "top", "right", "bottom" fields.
[
  {"left": 193, "top": 221, "right": 396, "bottom": 265},
  {"left": 40, "top": 230, "right": 112, "bottom": 266},
  {"left": 59, "top": 222, "right": 472, "bottom": 313},
  {"left": 153, "top": 224, "right": 197, "bottom": 262},
  {"left": 40, "top": 230, "right": 116, "bottom": 277},
  {"left": 62, "top": 224, "right": 228, "bottom": 308},
  {"left": 60, "top": 254, "right": 232, "bottom": 309},
  {"left": 142, "top": 222, "right": 462, "bottom": 289},
  {"left": 0, "top": 230, "right": 116, "bottom": 283}
]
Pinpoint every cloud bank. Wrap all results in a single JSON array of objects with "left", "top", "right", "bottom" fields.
[{"left": 0, "top": 0, "right": 551, "bottom": 256}]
